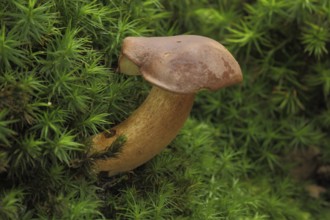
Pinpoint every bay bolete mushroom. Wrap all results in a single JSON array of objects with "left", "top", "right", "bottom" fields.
[{"left": 90, "top": 35, "right": 242, "bottom": 176}]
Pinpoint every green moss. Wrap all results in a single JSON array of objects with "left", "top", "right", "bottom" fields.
[{"left": 1, "top": 0, "right": 329, "bottom": 219}]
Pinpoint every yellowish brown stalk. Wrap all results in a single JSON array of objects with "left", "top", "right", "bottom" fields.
[{"left": 90, "top": 86, "right": 194, "bottom": 176}]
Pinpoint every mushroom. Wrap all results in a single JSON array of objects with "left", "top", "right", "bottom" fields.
[{"left": 89, "top": 35, "right": 242, "bottom": 176}]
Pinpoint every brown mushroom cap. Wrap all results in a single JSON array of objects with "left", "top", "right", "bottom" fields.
[{"left": 119, "top": 35, "right": 242, "bottom": 94}]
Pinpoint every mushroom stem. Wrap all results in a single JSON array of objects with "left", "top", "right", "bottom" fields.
[{"left": 90, "top": 86, "right": 195, "bottom": 176}]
